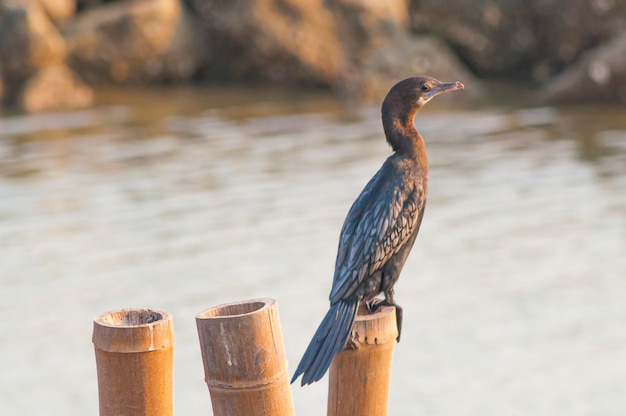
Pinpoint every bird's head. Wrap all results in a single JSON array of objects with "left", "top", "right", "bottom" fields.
[{"left": 384, "top": 76, "right": 465, "bottom": 113}]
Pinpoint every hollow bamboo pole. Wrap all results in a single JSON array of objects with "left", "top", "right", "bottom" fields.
[
  {"left": 327, "top": 305, "right": 398, "bottom": 416},
  {"left": 92, "top": 308, "right": 175, "bottom": 416},
  {"left": 195, "top": 298, "right": 295, "bottom": 416}
]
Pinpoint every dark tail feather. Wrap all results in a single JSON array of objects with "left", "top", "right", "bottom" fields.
[{"left": 291, "top": 299, "right": 359, "bottom": 386}]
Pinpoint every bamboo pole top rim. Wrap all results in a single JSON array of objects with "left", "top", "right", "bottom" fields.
[
  {"left": 94, "top": 307, "right": 173, "bottom": 328},
  {"left": 355, "top": 304, "right": 395, "bottom": 322},
  {"left": 195, "top": 297, "right": 275, "bottom": 321},
  {"left": 93, "top": 308, "right": 175, "bottom": 352}
]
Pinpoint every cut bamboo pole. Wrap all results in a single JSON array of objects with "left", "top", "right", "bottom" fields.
[
  {"left": 92, "top": 308, "right": 175, "bottom": 416},
  {"left": 327, "top": 304, "right": 398, "bottom": 416},
  {"left": 196, "top": 298, "right": 295, "bottom": 416}
]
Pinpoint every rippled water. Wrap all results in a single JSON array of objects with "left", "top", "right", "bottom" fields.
[{"left": 0, "top": 87, "right": 625, "bottom": 416}]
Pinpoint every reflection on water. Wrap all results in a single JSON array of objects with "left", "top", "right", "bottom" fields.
[{"left": 0, "top": 87, "right": 625, "bottom": 416}]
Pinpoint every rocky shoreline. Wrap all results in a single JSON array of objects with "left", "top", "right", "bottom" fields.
[{"left": 1, "top": 0, "right": 625, "bottom": 112}]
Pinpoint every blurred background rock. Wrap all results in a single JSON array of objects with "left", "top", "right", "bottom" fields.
[{"left": 1, "top": 0, "right": 625, "bottom": 112}]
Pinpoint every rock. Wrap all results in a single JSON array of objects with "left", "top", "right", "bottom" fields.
[
  {"left": 528, "top": 0, "right": 626, "bottom": 82},
  {"left": 187, "top": 0, "right": 343, "bottom": 87},
  {"left": 0, "top": 1, "right": 92, "bottom": 112},
  {"left": 0, "top": 0, "right": 67, "bottom": 97},
  {"left": 408, "top": 0, "right": 533, "bottom": 77},
  {"left": 328, "top": 0, "right": 409, "bottom": 64},
  {"left": 542, "top": 32, "right": 626, "bottom": 104},
  {"left": 0, "top": 63, "right": 4, "bottom": 101},
  {"left": 17, "top": 64, "right": 94, "bottom": 112},
  {"left": 350, "top": 35, "right": 481, "bottom": 102},
  {"left": 38, "top": 0, "right": 76, "bottom": 26},
  {"left": 185, "top": 0, "right": 411, "bottom": 88},
  {"left": 75, "top": 0, "right": 110, "bottom": 13},
  {"left": 408, "top": 0, "right": 626, "bottom": 81},
  {"left": 63, "top": 0, "right": 203, "bottom": 85}
]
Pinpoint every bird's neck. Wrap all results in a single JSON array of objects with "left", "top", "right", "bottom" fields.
[{"left": 382, "top": 109, "right": 427, "bottom": 163}]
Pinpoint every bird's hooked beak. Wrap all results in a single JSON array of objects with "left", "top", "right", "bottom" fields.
[
  {"left": 425, "top": 81, "right": 465, "bottom": 100},
  {"left": 416, "top": 80, "right": 465, "bottom": 107}
]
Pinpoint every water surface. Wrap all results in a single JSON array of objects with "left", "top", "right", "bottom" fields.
[{"left": 0, "top": 87, "right": 625, "bottom": 415}]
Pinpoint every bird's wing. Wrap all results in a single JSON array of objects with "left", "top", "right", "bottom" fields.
[{"left": 329, "top": 165, "right": 424, "bottom": 303}]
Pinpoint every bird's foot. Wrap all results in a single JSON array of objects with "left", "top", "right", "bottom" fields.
[
  {"left": 394, "top": 303, "right": 403, "bottom": 342},
  {"left": 347, "top": 336, "right": 360, "bottom": 350},
  {"left": 364, "top": 298, "right": 385, "bottom": 314},
  {"left": 363, "top": 298, "right": 403, "bottom": 342}
]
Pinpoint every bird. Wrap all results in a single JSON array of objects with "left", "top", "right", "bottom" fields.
[{"left": 291, "top": 76, "right": 464, "bottom": 386}]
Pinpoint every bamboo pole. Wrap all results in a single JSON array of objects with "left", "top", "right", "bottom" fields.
[
  {"left": 92, "top": 308, "right": 175, "bottom": 416},
  {"left": 327, "top": 304, "right": 398, "bottom": 416},
  {"left": 195, "top": 298, "right": 295, "bottom": 416}
]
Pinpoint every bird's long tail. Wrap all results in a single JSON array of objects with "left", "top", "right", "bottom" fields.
[{"left": 291, "top": 299, "right": 359, "bottom": 386}]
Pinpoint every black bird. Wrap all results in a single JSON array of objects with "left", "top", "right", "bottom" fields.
[{"left": 291, "top": 76, "right": 464, "bottom": 386}]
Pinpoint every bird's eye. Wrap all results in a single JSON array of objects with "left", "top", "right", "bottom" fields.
[{"left": 420, "top": 83, "right": 431, "bottom": 92}]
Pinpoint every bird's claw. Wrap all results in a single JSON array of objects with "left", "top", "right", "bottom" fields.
[
  {"left": 394, "top": 304, "right": 403, "bottom": 342},
  {"left": 364, "top": 298, "right": 385, "bottom": 314}
]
